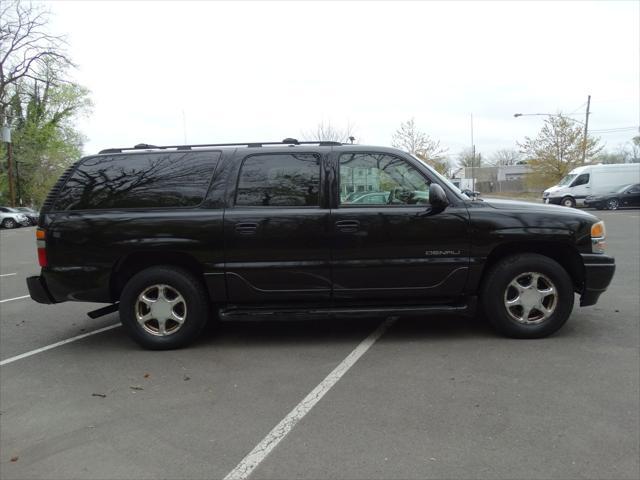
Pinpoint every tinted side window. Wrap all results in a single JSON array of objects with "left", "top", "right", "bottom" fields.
[
  {"left": 572, "top": 173, "right": 590, "bottom": 187},
  {"left": 235, "top": 154, "right": 321, "bottom": 207},
  {"left": 339, "top": 153, "right": 430, "bottom": 205},
  {"left": 54, "top": 152, "right": 219, "bottom": 210}
]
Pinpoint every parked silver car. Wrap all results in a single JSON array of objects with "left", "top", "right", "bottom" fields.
[{"left": 0, "top": 206, "right": 31, "bottom": 229}]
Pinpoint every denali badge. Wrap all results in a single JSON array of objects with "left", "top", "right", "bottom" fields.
[{"left": 425, "top": 250, "right": 462, "bottom": 256}]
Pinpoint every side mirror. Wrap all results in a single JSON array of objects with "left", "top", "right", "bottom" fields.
[{"left": 428, "top": 183, "right": 449, "bottom": 214}]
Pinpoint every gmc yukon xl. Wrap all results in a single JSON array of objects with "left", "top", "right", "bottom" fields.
[{"left": 27, "top": 139, "right": 615, "bottom": 349}]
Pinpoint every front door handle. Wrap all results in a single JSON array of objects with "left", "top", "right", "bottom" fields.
[
  {"left": 335, "top": 219, "right": 360, "bottom": 233},
  {"left": 235, "top": 222, "right": 258, "bottom": 235}
]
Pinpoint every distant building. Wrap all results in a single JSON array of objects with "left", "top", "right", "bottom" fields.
[{"left": 451, "top": 164, "right": 534, "bottom": 193}]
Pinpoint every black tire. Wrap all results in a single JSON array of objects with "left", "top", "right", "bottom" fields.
[
  {"left": 561, "top": 196, "right": 575, "bottom": 208},
  {"left": 119, "top": 266, "right": 210, "bottom": 350},
  {"left": 606, "top": 198, "right": 619, "bottom": 210},
  {"left": 2, "top": 218, "right": 17, "bottom": 229},
  {"left": 481, "top": 253, "right": 574, "bottom": 339}
]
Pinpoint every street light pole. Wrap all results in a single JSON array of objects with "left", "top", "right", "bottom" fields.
[
  {"left": 514, "top": 95, "right": 592, "bottom": 164},
  {"left": 581, "top": 95, "right": 591, "bottom": 164}
]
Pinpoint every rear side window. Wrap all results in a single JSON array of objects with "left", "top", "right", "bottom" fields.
[
  {"left": 235, "top": 153, "right": 321, "bottom": 207},
  {"left": 54, "top": 152, "right": 219, "bottom": 210}
]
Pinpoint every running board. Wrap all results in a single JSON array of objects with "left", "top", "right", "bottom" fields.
[
  {"left": 219, "top": 301, "right": 474, "bottom": 322},
  {"left": 87, "top": 303, "right": 119, "bottom": 319}
]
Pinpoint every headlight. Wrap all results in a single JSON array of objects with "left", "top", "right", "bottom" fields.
[{"left": 591, "top": 221, "right": 606, "bottom": 253}]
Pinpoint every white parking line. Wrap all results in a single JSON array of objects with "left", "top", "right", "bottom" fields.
[
  {"left": 223, "top": 317, "right": 396, "bottom": 480},
  {"left": 0, "top": 294, "right": 30, "bottom": 303},
  {"left": 0, "top": 324, "right": 121, "bottom": 367},
  {"left": 0, "top": 273, "right": 17, "bottom": 277}
]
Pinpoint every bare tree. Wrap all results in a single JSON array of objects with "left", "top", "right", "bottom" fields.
[
  {"left": 391, "top": 118, "right": 447, "bottom": 162},
  {"left": 619, "top": 135, "right": 640, "bottom": 163},
  {"left": 0, "top": 0, "right": 72, "bottom": 124},
  {"left": 302, "top": 120, "right": 356, "bottom": 143},
  {"left": 457, "top": 148, "right": 482, "bottom": 168},
  {"left": 490, "top": 148, "right": 522, "bottom": 166}
]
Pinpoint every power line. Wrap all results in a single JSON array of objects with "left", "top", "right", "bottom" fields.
[
  {"left": 567, "top": 102, "right": 587, "bottom": 116},
  {"left": 591, "top": 126, "right": 638, "bottom": 133}
]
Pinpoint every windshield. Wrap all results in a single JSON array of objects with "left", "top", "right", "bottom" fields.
[
  {"left": 557, "top": 174, "right": 577, "bottom": 187},
  {"left": 410, "top": 154, "right": 470, "bottom": 200}
]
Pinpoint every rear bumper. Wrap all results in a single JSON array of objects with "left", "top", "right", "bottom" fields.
[
  {"left": 580, "top": 254, "right": 615, "bottom": 306},
  {"left": 26, "top": 276, "right": 57, "bottom": 304}
]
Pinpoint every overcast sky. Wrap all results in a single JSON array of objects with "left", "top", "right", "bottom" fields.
[{"left": 47, "top": 0, "right": 639, "bottom": 159}]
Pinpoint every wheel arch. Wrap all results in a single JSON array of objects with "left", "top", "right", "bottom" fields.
[
  {"left": 480, "top": 241, "right": 584, "bottom": 293},
  {"left": 110, "top": 251, "right": 206, "bottom": 302}
]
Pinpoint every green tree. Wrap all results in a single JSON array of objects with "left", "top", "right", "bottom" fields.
[
  {"left": 518, "top": 115, "right": 602, "bottom": 188},
  {"left": 1, "top": 1, "right": 90, "bottom": 206},
  {"left": 5, "top": 78, "right": 91, "bottom": 206}
]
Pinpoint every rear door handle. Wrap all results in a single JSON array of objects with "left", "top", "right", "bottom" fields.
[
  {"left": 235, "top": 222, "right": 258, "bottom": 235},
  {"left": 335, "top": 219, "right": 360, "bottom": 233}
]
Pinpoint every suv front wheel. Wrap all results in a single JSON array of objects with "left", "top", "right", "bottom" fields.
[
  {"left": 119, "top": 266, "right": 210, "bottom": 349},
  {"left": 481, "top": 254, "right": 574, "bottom": 338}
]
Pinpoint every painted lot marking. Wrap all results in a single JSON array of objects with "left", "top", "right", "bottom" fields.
[
  {"left": 0, "top": 294, "right": 30, "bottom": 303},
  {"left": 0, "top": 324, "right": 121, "bottom": 366},
  {"left": 0, "top": 273, "right": 17, "bottom": 277},
  {"left": 223, "top": 317, "right": 396, "bottom": 480}
]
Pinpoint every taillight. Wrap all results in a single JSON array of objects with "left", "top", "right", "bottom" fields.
[{"left": 36, "top": 228, "right": 48, "bottom": 267}]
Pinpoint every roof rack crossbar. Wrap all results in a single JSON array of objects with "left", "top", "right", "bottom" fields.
[{"left": 98, "top": 139, "right": 342, "bottom": 154}]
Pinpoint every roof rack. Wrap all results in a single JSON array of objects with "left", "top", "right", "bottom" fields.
[{"left": 98, "top": 138, "right": 342, "bottom": 154}]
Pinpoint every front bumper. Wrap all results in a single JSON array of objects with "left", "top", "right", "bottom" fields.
[
  {"left": 580, "top": 254, "right": 615, "bottom": 306},
  {"left": 543, "top": 196, "right": 562, "bottom": 205},
  {"left": 26, "top": 276, "right": 57, "bottom": 304}
]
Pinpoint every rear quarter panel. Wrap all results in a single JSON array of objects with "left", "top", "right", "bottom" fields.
[{"left": 42, "top": 209, "right": 224, "bottom": 303}]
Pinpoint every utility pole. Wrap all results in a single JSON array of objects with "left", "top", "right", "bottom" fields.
[
  {"left": 470, "top": 113, "right": 475, "bottom": 192},
  {"left": 7, "top": 142, "right": 15, "bottom": 206},
  {"left": 15, "top": 158, "right": 22, "bottom": 206},
  {"left": 581, "top": 94, "right": 591, "bottom": 164},
  {"left": 2, "top": 121, "right": 16, "bottom": 206}
]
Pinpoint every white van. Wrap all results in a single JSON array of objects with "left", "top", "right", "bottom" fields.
[{"left": 543, "top": 163, "right": 640, "bottom": 207}]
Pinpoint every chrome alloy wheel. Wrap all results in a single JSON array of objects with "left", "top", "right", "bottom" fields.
[
  {"left": 503, "top": 272, "right": 558, "bottom": 325},
  {"left": 135, "top": 284, "right": 187, "bottom": 336}
]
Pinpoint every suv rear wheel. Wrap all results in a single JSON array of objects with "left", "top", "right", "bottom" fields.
[
  {"left": 119, "top": 266, "right": 210, "bottom": 349},
  {"left": 481, "top": 254, "right": 574, "bottom": 338}
]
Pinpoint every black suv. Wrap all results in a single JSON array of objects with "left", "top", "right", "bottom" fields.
[{"left": 27, "top": 139, "right": 615, "bottom": 349}]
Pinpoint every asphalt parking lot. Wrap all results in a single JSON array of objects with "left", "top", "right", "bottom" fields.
[{"left": 1, "top": 209, "right": 639, "bottom": 480}]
